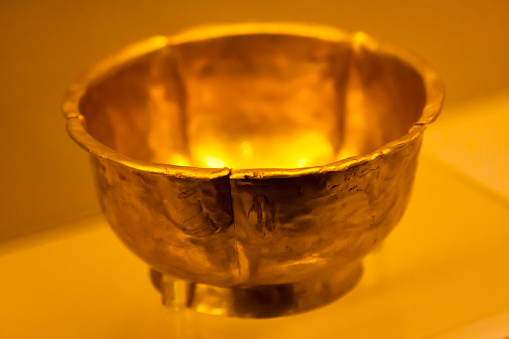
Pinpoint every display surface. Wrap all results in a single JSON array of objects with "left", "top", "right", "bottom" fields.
[
  {"left": 2, "top": 133, "right": 509, "bottom": 337},
  {"left": 62, "top": 23, "right": 443, "bottom": 317}
]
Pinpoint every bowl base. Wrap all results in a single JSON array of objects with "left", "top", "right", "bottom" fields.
[{"left": 150, "top": 262, "right": 363, "bottom": 318}]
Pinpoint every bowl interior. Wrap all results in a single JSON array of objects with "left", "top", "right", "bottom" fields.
[{"left": 79, "top": 32, "right": 426, "bottom": 169}]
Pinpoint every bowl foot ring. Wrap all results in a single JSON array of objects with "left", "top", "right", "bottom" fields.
[{"left": 150, "top": 262, "right": 363, "bottom": 318}]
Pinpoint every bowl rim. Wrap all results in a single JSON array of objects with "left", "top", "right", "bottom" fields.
[{"left": 62, "top": 22, "right": 444, "bottom": 180}]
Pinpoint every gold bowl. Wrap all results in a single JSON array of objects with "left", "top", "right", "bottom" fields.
[{"left": 63, "top": 23, "right": 444, "bottom": 318}]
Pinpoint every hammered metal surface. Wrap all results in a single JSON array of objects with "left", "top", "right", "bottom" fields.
[
  {"left": 229, "top": 135, "right": 422, "bottom": 286},
  {"left": 63, "top": 23, "right": 444, "bottom": 316}
]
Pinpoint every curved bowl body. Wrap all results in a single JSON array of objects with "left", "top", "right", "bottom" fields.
[{"left": 63, "top": 23, "right": 444, "bottom": 316}]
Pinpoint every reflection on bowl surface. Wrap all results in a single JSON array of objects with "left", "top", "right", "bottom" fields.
[{"left": 64, "top": 23, "right": 443, "bottom": 317}]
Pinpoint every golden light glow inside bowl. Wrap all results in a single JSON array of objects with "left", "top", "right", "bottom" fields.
[
  {"left": 74, "top": 25, "right": 434, "bottom": 171},
  {"left": 63, "top": 23, "right": 443, "bottom": 318}
]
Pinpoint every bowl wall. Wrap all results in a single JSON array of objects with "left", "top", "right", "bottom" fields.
[{"left": 64, "top": 24, "right": 443, "bottom": 289}]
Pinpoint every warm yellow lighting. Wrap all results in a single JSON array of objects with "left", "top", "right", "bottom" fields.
[
  {"left": 196, "top": 305, "right": 226, "bottom": 316},
  {"left": 240, "top": 140, "right": 253, "bottom": 157},
  {"left": 337, "top": 147, "right": 359, "bottom": 161},
  {"left": 240, "top": 140, "right": 253, "bottom": 159},
  {"left": 168, "top": 153, "right": 190, "bottom": 167},
  {"left": 61, "top": 22, "right": 445, "bottom": 318},
  {"left": 296, "top": 158, "right": 308, "bottom": 167},
  {"left": 203, "top": 155, "right": 228, "bottom": 168},
  {"left": 289, "top": 131, "right": 334, "bottom": 167},
  {"left": 190, "top": 131, "right": 335, "bottom": 169}
]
